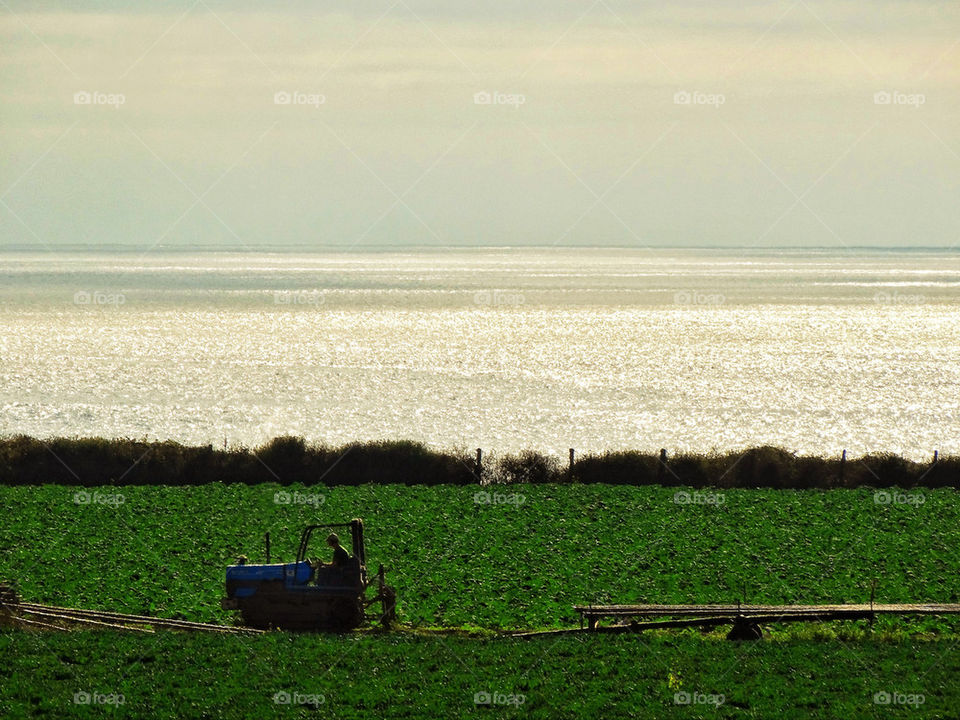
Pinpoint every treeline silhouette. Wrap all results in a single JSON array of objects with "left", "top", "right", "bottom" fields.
[{"left": 1, "top": 436, "right": 957, "bottom": 489}]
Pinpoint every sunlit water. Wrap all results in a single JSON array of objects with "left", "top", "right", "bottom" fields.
[{"left": 2, "top": 248, "right": 959, "bottom": 460}]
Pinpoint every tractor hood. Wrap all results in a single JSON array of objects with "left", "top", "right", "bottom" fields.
[{"left": 226, "top": 561, "right": 312, "bottom": 584}]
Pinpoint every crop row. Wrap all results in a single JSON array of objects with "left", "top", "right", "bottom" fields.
[{"left": 2, "top": 630, "right": 958, "bottom": 719}]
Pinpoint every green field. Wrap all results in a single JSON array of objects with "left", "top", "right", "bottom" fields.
[
  {"left": 2, "top": 484, "right": 959, "bottom": 628},
  {"left": 4, "top": 483, "right": 959, "bottom": 719},
  {"left": 2, "top": 631, "right": 955, "bottom": 719}
]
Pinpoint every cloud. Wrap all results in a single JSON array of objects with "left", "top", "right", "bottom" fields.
[{"left": 0, "top": 2, "right": 958, "bottom": 248}]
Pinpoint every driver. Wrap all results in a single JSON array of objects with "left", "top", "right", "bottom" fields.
[{"left": 326, "top": 533, "right": 351, "bottom": 567}]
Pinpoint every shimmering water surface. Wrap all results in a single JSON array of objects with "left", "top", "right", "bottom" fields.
[{"left": 2, "top": 249, "right": 959, "bottom": 459}]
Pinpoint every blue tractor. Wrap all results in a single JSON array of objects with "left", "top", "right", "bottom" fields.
[{"left": 221, "top": 518, "right": 396, "bottom": 630}]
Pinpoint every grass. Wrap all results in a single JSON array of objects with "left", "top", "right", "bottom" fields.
[
  {"left": 1, "top": 630, "right": 956, "bottom": 719},
  {"left": 1, "top": 435, "right": 957, "bottom": 488},
  {"left": 3, "top": 481, "right": 958, "bottom": 719},
  {"left": 2, "top": 484, "right": 959, "bottom": 629}
]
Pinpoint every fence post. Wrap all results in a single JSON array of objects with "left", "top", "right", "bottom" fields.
[
  {"left": 568, "top": 448, "right": 575, "bottom": 481},
  {"left": 475, "top": 448, "right": 482, "bottom": 483},
  {"left": 839, "top": 449, "right": 846, "bottom": 485},
  {"left": 657, "top": 448, "right": 668, "bottom": 483}
]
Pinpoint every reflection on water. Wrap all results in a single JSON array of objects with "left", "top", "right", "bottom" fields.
[{"left": 1, "top": 248, "right": 958, "bottom": 459}]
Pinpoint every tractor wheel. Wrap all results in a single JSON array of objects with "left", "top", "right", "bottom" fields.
[{"left": 727, "top": 616, "right": 763, "bottom": 641}]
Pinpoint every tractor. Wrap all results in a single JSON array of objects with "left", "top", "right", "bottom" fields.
[{"left": 221, "top": 518, "right": 396, "bottom": 631}]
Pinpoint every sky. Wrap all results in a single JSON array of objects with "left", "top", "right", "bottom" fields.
[{"left": 0, "top": 0, "right": 958, "bottom": 250}]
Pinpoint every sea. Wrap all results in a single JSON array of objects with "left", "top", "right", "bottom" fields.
[{"left": 1, "top": 247, "right": 959, "bottom": 460}]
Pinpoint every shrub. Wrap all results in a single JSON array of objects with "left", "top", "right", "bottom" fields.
[
  {"left": 495, "top": 451, "right": 560, "bottom": 484},
  {"left": 0, "top": 436, "right": 957, "bottom": 489}
]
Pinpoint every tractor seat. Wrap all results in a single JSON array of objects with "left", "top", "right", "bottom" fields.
[{"left": 314, "top": 557, "right": 361, "bottom": 585}]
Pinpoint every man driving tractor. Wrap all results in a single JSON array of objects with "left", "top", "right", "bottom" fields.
[{"left": 326, "top": 533, "right": 351, "bottom": 567}]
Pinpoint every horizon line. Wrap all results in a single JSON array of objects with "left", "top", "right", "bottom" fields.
[{"left": 1, "top": 244, "right": 957, "bottom": 255}]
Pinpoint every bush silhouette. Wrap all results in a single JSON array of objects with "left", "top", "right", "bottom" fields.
[{"left": 0, "top": 435, "right": 955, "bottom": 489}]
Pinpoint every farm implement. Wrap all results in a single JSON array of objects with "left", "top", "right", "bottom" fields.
[
  {"left": 0, "top": 585, "right": 261, "bottom": 634},
  {"left": 515, "top": 600, "right": 960, "bottom": 640}
]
